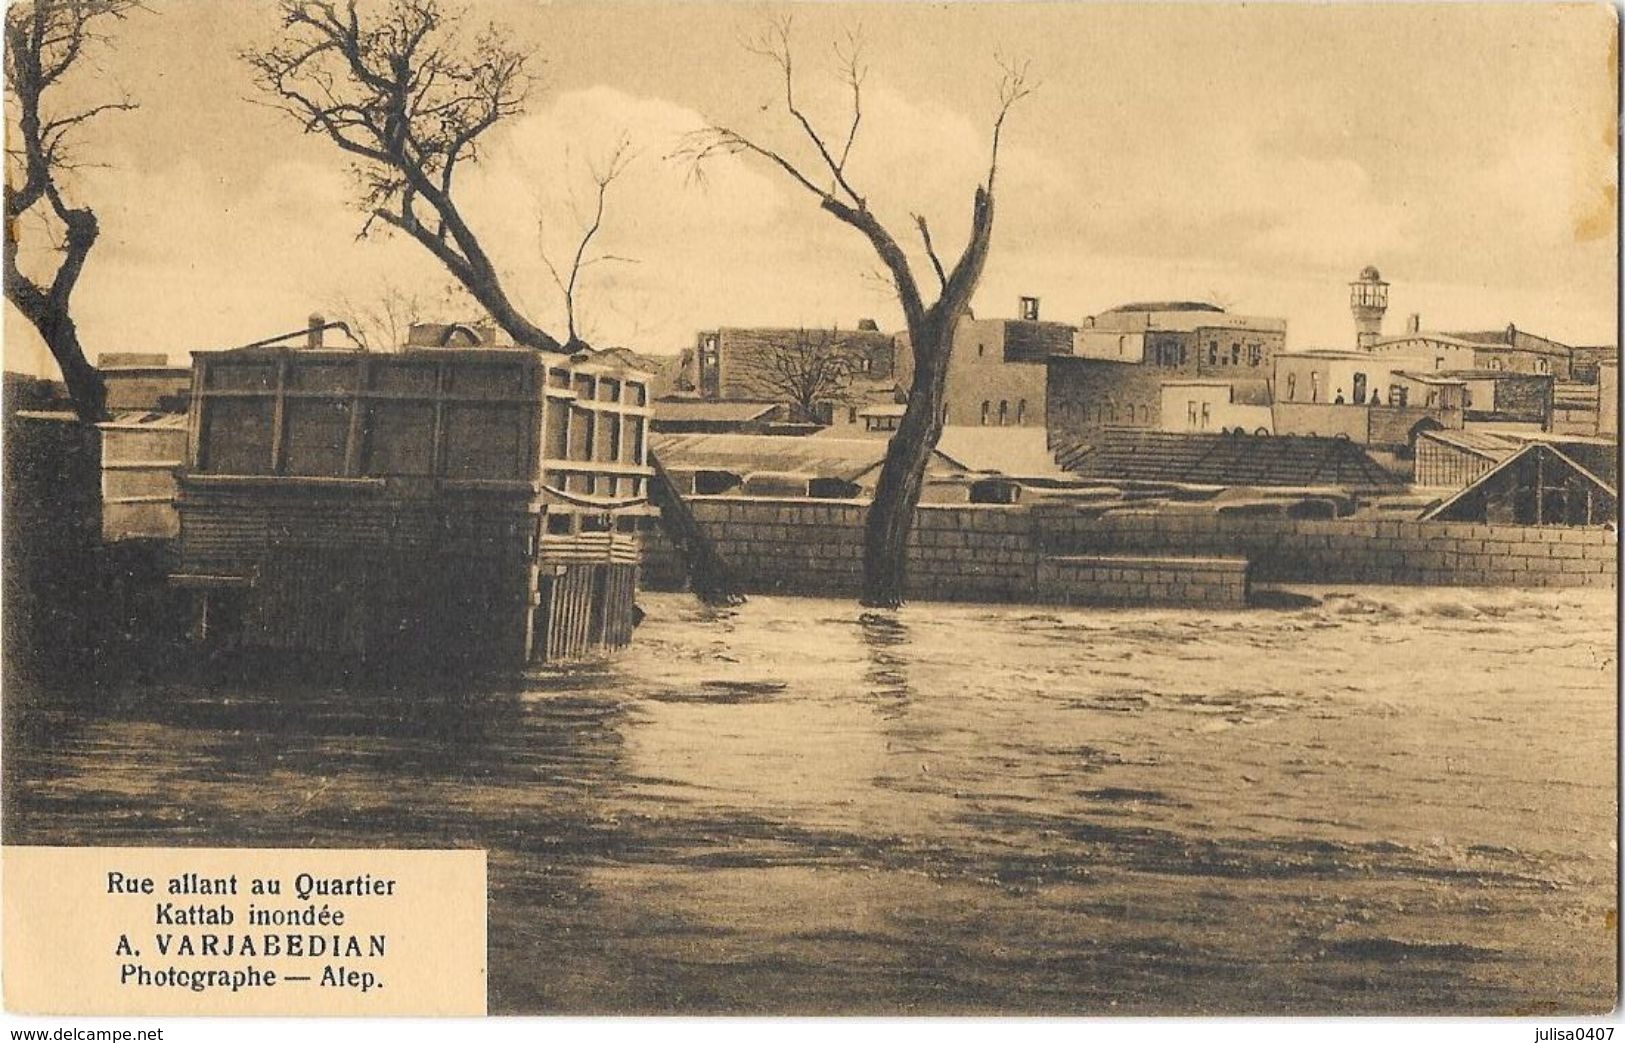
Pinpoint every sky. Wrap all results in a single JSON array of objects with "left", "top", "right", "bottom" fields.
[{"left": 4, "top": 0, "right": 1619, "bottom": 380}]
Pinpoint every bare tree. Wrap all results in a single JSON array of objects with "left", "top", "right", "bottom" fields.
[
  {"left": 245, "top": 0, "right": 561, "bottom": 352},
  {"left": 539, "top": 136, "right": 637, "bottom": 351},
  {"left": 247, "top": 0, "right": 742, "bottom": 606},
  {"left": 733, "top": 327, "right": 865, "bottom": 424},
  {"left": 4, "top": 0, "right": 144, "bottom": 423},
  {"left": 679, "top": 17, "right": 1034, "bottom": 607}
]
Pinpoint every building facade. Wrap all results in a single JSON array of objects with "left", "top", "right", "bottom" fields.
[
  {"left": 688, "top": 323, "right": 898, "bottom": 404},
  {"left": 1047, "top": 302, "right": 1285, "bottom": 448}
]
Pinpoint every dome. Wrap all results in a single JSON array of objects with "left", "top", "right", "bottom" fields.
[{"left": 1357, "top": 265, "right": 1383, "bottom": 282}]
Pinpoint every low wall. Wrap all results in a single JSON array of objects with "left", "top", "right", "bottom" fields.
[
  {"left": 644, "top": 499, "right": 1039, "bottom": 602},
  {"left": 1031, "top": 507, "right": 1617, "bottom": 589},
  {"left": 644, "top": 496, "right": 1617, "bottom": 601},
  {"left": 1036, "top": 555, "right": 1249, "bottom": 607}
]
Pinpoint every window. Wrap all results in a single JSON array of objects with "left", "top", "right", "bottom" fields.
[
  {"left": 998, "top": 400, "right": 1009, "bottom": 426},
  {"left": 1188, "top": 401, "right": 1198, "bottom": 427},
  {"left": 1390, "top": 385, "right": 1408, "bottom": 407},
  {"left": 1248, "top": 344, "right": 1262, "bottom": 367},
  {"left": 1286, "top": 373, "right": 1297, "bottom": 401},
  {"left": 1230, "top": 343, "right": 1241, "bottom": 366},
  {"left": 1118, "top": 336, "right": 1128, "bottom": 358},
  {"left": 1353, "top": 372, "right": 1368, "bottom": 405},
  {"left": 1016, "top": 399, "right": 1027, "bottom": 425},
  {"left": 1200, "top": 402, "right": 1211, "bottom": 429},
  {"left": 1537, "top": 358, "right": 1549, "bottom": 375},
  {"left": 1107, "top": 401, "right": 1118, "bottom": 423},
  {"left": 1310, "top": 372, "right": 1322, "bottom": 403},
  {"left": 848, "top": 406, "right": 858, "bottom": 424},
  {"left": 980, "top": 400, "right": 991, "bottom": 426},
  {"left": 1208, "top": 341, "right": 1218, "bottom": 365},
  {"left": 1139, "top": 404, "right": 1150, "bottom": 424},
  {"left": 977, "top": 344, "right": 986, "bottom": 358},
  {"left": 1434, "top": 356, "right": 1445, "bottom": 371}
]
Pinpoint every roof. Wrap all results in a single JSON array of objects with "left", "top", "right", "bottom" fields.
[
  {"left": 1103, "top": 301, "right": 1225, "bottom": 314},
  {"left": 1439, "top": 329, "right": 1571, "bottom": 354},
  {"left": 1432, "top": 368, "right": 1552, "bottom": 381},
  {"left": 932, "top": 427, "right": 1067, "bottom": 478},
  {"left": 1280, "top": 349, "right": 1388, "bottom": 360},
  {"left": 1419, "top": 427, "right": 1619, "bottom": 484},
  {"left": 1417, "top": 428, "right": 1524, "bottom": 459},
  {"left": 652, "top": 399, "right": 779, "bottom": 424},
  {"left": 1392, "top": 371, "right": 1468, "bottom": 385},
  {"left": 651, "top": 432, "right": 964, "bottom": 484},
  {"left": 1059, "top": 429, "right": 1404, "bottom": 490},
  {"left": 1370, "top": 333, "right": 1487, "bottom": 351}
]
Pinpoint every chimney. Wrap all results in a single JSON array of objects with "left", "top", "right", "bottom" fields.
[
  {"left": 306, "top": 313, "right": 325, "bottom": 349},
  {"left": 1019, "top": 296, "right": 1040, "bottom": 321},
  {"left": 1407, "top": 313, "right": 1421, "bottom": 334}
]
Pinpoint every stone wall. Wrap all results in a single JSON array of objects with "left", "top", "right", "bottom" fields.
[
  {"left": 1031, "top": 507, "right": 1616, "bottom": 588},
  {"left": 645, "top": 496, "right": 1617, "bottom": 601},
  {"left": 644, "top": 499, "right": 1040, "bottom": 602},
  {"left": 1037, "top": 555, "right": 1249, "bottom": 607}
]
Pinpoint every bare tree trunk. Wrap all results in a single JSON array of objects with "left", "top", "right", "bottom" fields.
[
  {"left": 4, "top": 214, "right": 108, "bottom": 423},
  {"left": 861, "top": 312, "right": 950, "bottom": 607}
]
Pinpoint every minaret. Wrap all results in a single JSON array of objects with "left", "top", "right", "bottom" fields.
[{"left": 1349, "top": 265, "right": 1389, "bottom": 349}]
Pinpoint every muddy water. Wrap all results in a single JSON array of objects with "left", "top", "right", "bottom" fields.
[{"left": 4, "top": 586, "right": 1616, "bottom": 1014}]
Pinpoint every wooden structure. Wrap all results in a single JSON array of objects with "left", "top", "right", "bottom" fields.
[
  {"left": 1421, "top": 442, "right": 1617, "bottom": 526},
  {"left": 98, "top": 411, "right": 188, "bottom": 541},
  {"left": 172, "top": 345, "right": 656, "bottom": 666}
]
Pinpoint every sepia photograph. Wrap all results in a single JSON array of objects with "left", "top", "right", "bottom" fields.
[{"left": 1, "top": 0, "right": 1618, "bottom": 1026}]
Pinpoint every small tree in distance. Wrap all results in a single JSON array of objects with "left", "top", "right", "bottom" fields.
[
  {"left": 678, "top": 16, "right": 1034, "bottom": 607},
  {"left": 734, "top": 327, "right": 866, "bottom": 424}
]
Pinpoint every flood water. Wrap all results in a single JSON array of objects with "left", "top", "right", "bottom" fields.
[{"left": 4, "top": 586, "right": 1617, "bottom": 1015}]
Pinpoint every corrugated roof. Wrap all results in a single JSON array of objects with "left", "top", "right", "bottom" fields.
[
  {"left": 652, "top": 399, "right": 779, "bottom": 423},
  {"left": 1060, "top": 429, "right": 1403, "bottom": 490},
  {"left": 933, "top": 427, "right": 1066, "bottom": 478},
  {"left": 651, "top": 433, "right": 964, "bottom": 483},
  {"left": 1417, "top": 428, "right": 1522, "bottom": 458}
]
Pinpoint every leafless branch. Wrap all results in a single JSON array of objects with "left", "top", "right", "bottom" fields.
[
  {"left": 244, "top": 0, "right": 564, "bottom": 350},
  {"left": 3, "top": 0, "right": 147, "bottom": 421}
]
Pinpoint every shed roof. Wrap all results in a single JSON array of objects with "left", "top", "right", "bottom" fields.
[
  {"left": 652, "top": 399, "right": 779, "bottom": 424},
  {"left": 1059, "top": 429, "right": 1403, "bottom": 490},
  {"left": 651, "top": 432, "right": 964, "bottom": 484},
  {"left": 933, "top": 427, "right": 1067, "bottom": 478}
]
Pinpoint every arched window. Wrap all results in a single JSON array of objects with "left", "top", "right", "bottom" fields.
[
  {"left": 980, "top": 401, "right": 990, "bottom": 426},
  {"left": 1108, "top": 401, "right": 1118, "bottom": 423},
  {"left": 1016, "top": 399, "right": 1027, "bottom": 425},
  {"left": 1286, "top": 373, "right": 1297, "bottom": 401},
  {"left": 1310, "top": 372, "right": 1322, "bottom": 403},
  {"left": 1537, "top": 358, "right": 1549, "bottom": 375},
  {"left": 998, "top": 400, "right": 1009, "bottom": 426},
  {"left": 1353, "top": 372, "right": 1368, "bottom": 404},
  {"left": 1139, "top": 404, "right": 1150, "bottom": 424}
]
